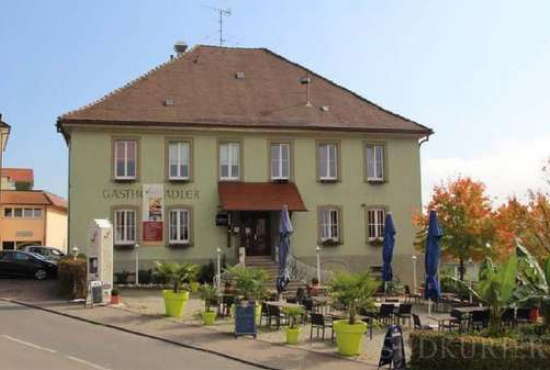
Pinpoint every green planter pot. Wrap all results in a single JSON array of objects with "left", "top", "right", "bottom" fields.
[
  {"left": 333, "top": 320, "right": 367, "bottom": 356},
  {"left": 162, "top": 290, "right": 189, "bottom": 317},
  {"left": 285, "top": 327, "right": 300, "bottom": 345},
  {"left": 255, "top": 301, "right": 262, "bottom": 325},
  {"left": 202, "top": 311, "right": 216, "bottom": 325}
]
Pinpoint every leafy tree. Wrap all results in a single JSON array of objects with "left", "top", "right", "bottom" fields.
[{"left": 414, "top": 177, "right": 495, "bottom": 280}]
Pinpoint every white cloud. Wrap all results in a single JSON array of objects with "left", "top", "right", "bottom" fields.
[{"left": 422, "top": 136, "right": 550, "bottom": 205}]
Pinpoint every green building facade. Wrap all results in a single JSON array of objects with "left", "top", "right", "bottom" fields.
[{"left": 58, "top": 45, "right": 432, "bottom": 288}]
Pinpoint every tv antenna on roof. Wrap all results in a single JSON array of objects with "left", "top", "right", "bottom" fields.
[{"left": 203, "top": 5, "right": 232, "bottom": 46}]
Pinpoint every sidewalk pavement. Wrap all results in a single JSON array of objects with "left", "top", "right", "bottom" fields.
[{"left": 14, "top": 301, "right": 379, "bottom": 370}]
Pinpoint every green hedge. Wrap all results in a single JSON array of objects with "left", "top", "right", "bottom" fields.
[
  {"left": 58, "top": 257, "right": 87, "bottom": 299},
  {"left": 410, "top": 331, "right": 550, "bottom": 370}
]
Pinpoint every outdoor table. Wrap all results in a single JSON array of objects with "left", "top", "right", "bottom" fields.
[{"left": 265, "top": 301, "right": 303, "bottom": 310}]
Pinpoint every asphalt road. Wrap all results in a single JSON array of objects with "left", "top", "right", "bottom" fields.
[{"left": 0, "top": 301, "right": 262, "bottom": 370}]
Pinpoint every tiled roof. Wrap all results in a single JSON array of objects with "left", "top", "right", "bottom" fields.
[
  {"left": 218, "top": 182, "right": 307, "bottom": 212},
  {"left": 58, "top": 45, "right": 432, "bottom": 136},
  {"left": 0, "top": 190, "right": 67, "bottom": 211},
  {"left": 1, "top": 168, "right": 34, "bottom": 184}
]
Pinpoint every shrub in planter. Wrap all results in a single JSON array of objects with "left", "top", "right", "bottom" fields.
[
  {"left": 110, "top": 288, "right": 121, "bottom": 305},
  {"left": 58, "top": 257, "right": 87, "bottom": 299},
  {"left": 154, "top": 261, "right": 198, "bottom": 317},
  {"left": 199, "top": 284, "right": 218, "bottom": 325},
  {"left": 329, "top": 271, "right": 379, "bottom": 356},
  {"left": 227, "top": 266, "right": 268, "bottom": 324},
  {"left": 410, "top": 331, "right": 550, "bottom": 370},
  {"left": 138, "top": 269, "right": 154, "bottom": 285},
  {"left": 283, "top": 306, "right": 304, "bottom": 344}
]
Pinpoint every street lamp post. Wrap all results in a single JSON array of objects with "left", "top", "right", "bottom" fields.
[
  {"left": 135, "top": 244, "right": 140, "bottom": 286},
  {"left": 412, "top": 255, "right": 418, "bottom": 294},
  {"left": 315, "top": 245, "right": 321, "bottom": 284},
  {"left": 468, "top": 258, "right": 474, "bottom": 304},
  {"left": 216, "top": 247, "right": 222, "bottom": 293}
]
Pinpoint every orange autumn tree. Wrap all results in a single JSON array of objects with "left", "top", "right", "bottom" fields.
[
  {"left": 414, "top": 177, "right": 495, "bottom": 280},
  {"left": 493, "top": 197, "right": 530, "bottom": 260}
]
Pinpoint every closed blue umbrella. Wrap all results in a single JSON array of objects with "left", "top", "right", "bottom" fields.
[
  {"left": 424, "top": 210, "right": 443, "bottom": 301},
  {"left": 382, "top": 212, "right": 396, "bottom": 284},
  {"left": 277, "top": 205, "right": 293, "bottom": 293}
]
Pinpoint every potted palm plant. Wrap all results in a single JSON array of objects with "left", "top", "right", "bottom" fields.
[
  {"left": 154, "top": 261, "right": 198, "bottom": 317},
  {"left": 227, "top": 266, "right": 268, "bottom": 323},
  {"left": 199, "top": 284, "right": 218, "bottom": 325},
  {"left": 329, "top": 271, "right": 378, "bottom": 356},
  {"left": 283, "top": 306, "right": 304, "bottom": 344}
]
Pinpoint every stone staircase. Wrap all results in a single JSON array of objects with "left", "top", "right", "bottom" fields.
[{"left": 245, "top": 256, "right": 304, "bottom": 295}]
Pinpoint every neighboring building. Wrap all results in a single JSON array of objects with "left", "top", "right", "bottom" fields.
[
  {"left": 0, "top": 114, "right": 10, "bottom": 154},
  {"left": 0, "top": 190, "right": 68, "bottom": 251},
  {"left": 1, "top": 168, "right": 34, "bottom": 190},
  {"left": 57, "top": 45, "right": 433, "bottom": 286}
]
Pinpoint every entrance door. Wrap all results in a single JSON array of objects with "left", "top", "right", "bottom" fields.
[{"left": 241, "top": 212, "right": 271, "bottom": 256}]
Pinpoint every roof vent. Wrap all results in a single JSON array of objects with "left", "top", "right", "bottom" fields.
[
  {"left": 235, "top": 71, "right": 245, "bottom": 79},
  {"left": 173, "top": 41, "right": 188, "bottom": 56},
  {"left": 163, "top": 99, "right": 175, "bottom": 107},
  {"left": 300, "top": 77, "right": 312, "bottom": 85},
  {"left": 320, "top": 105, "right": 330, "bottom": 112}
]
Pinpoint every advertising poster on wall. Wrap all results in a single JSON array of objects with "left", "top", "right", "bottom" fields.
[{"left": 142, "top": 184, "right": 164, "bottom": 242}]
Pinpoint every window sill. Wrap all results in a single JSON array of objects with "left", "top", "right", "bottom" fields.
[
  {"left": 271, "top": 178, "right": 290, "bottom": 183},
  {"left": 320, "top": 239, "right": 341, "bottom": 247},
  {"left": 319, "top": 178, "right": 339, "bottom": 183},
  {"left": 114, "top": 243, "right": 137, "bottom": 250},
  {"left": 368, "top": 239, "right": 384, "bottom": 247},
  {"left": 366, "top": 179, "right": 385, "bottom": 185},
  {"left": 218, "top": 179, "right": 241, "bottom": 182},
  {"left": 113, "top": 178, "right": 138, "bottom": 183},
  {"left": 168, "top": 178, "right": 192, "bottom": 183},
  {"left": 167, "top": 242, "right": 192, "bottom": 249}
]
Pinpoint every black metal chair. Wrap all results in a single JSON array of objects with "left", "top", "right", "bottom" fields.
[
  {"left": 413, "top": 313, "right": 435, "bottom": 331},
  {"left": 371, "top": 304, "right": 395, "bottom": 325},
  {"left": 259, "top": 302, "right": 270, "bottom": 326},
  {"left": 310, "top": 313, "right": 333, "bottom": 340},
  {"left": 516, "top": 308, "right": 531, "bottom": 326},
  {"left": 394, "top": 304, "right": 413, "bottom": 327},
  {"left": 502, "top": 308, "right": 515, "bottom": 329},
  {"left": 469, "top": 310, "right": 490, "bottom": 331},
  {"left": 220, "top": 294, "right": 234, "bottom": 317},
  {"left": 267, "top": 305, "right": 287, "bottom": 329}
]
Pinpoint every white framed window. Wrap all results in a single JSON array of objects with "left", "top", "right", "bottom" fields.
[
  {"left": 114, "top": 140, "right": 137, "bottom": 180},
  {"left": 33, "top": 208, "right": 42, "bottom": 218},
  {"left": 368, "top": 208, "right": 386, "bottom": 240},
  {"left": 320, "top": 207, "right": 340, "bottom": 241},
  {"left": 4, "top": 208, "right": 13, "bottom": 217},
  {"left": 13, "top": 208, "right": 23, "bottom": 218},
  {"left": 219, "top": 142, "right": 240, "bottom": 180},
  {"left": 114, "top": 209, "right": 136, "bottom": 245},
  {"left": 169, "top": 209, "right": 190, "bottom": 244},
  {"left": 270, "top": 143, "right": 290, "bottom": 180},
  {"left": 23, "top": 208, "right": 34, "bottom": 217},
  {"left": 318, "top": 143, "right": 338, "bottom": 181},
  {"left": 366, "top": 144, "right": 385, "bottom": 181},
  {"left": 168, "top": 141, "right": 190, "bottom": 180}
]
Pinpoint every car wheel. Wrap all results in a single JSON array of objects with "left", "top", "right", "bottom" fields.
[{"left": 35, "top": 269, "right": 47, "bottom": 280}]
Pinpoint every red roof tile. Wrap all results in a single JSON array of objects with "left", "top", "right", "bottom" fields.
[
  {"left": 1, "top": 168, "right": 34, "bottom": 184},
  {"left": 0, "top": 191, "right": 67, "bottom": 211},
  {"left": 58, "top": 45, "right": 432, "bottom": 136},
  {"left": 218, "top": 182, "right": 307, "bottom": 212}
]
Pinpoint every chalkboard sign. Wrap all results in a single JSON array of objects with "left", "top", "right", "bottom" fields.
[
  {"left": 378, "top": 325, "right": 406, "bottom": 370},
  {"left": 234, "top": 301, "right": 257, "bottom": 338},
  {"left": 90, "top": 281, "right": 103, "bottom": 304}
]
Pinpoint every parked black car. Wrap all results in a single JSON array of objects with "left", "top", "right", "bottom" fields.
[{"left": 0, "top": 250, "right": 58, "bottom": 280}]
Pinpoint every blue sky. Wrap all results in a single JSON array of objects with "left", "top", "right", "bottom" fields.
[{"left": 1, "top": 0, "right": 550, "bottom": 203}]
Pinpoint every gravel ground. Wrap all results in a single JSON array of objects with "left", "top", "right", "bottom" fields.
[
  {"left": 0, "top": 278, "right": 61, "bottom": 302},
  {"left": 117, "top": 288, "right": 413, "bottom": 365}
]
